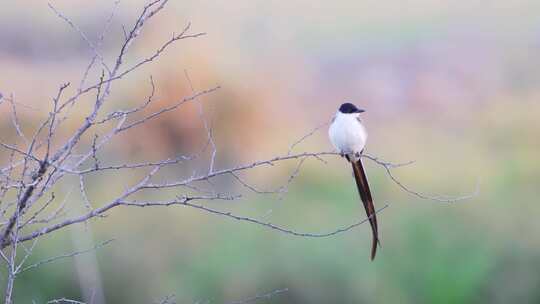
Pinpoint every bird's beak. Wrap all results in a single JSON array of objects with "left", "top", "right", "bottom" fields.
[{"left": 356, "top": 109, "right": 365, "bottom": 113}]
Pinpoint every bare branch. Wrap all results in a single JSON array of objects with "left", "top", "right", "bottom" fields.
[
  {"left": 48, "top": 3, "right": 111, "bottom": 74},
  {"left": 117, "top": 23, "right": 206, "bottom": 79},
  {"left": 155, "top": 294, "right": 176, "bottom": 304},
  {"left": 79, "top": 175, "right": 92, "bottom": 210},
  {"left": 113, "top": 0, "right": 169, "bottom": 72},
  {"left": 7, "top": 94, "right": 28, "bottom": 144},
  {"left": 0, "top": 160, "right": 48, "bottom": 246},
  {"left": 116, "top": 86, "right": 220, "bottom": 132},
  {"left": 45, "top": 82, "right": 70, "bottom": 161},
  {"left": 19, "top": 192, "right": 57, "bottom": 228},
  {"left": 96, "top": 75, "right": 156, "bottom": 125},
  {"left": 177, "top": 199, "right": 389, "bottom": 238},
  {"left": 18, "top": 239, "right": 114, "bottom": 274},
  {"left": 288, "top": 121, "right": 329, "bottom": 155},
  {"left": 227, "top": 288, "right": 289, "bottom": 304},
  {"left": 77, "top": 155, "right": 192, "bottom": 175},
  {"left": 185, "top": 70, "right": 217, "bottom": 173},
  {"left": 47, "top": 298, "right": 86, "bottom": 304},
  {"left": 362, "top": 152, "right": 479, "bottom": 203}
]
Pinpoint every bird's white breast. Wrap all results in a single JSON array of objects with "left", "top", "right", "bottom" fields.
[{"left": 328, "top": 112, "right": 367, "bottom": 154}]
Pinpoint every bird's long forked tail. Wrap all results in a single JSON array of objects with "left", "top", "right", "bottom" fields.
[{"left": 351, "top": 157, "right": 379, "bottom": 260}]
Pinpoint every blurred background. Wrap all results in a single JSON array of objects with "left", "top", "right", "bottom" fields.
[{"left": 1, "top": 0, "right": 540, "bottom": 303}]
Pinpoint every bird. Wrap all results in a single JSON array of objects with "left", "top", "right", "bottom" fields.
[{"left": 328, "top": 102, "right": 379, "bottom": 260}]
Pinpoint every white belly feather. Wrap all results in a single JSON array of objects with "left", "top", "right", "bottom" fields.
[{"left": 328, "top": 112, "right": 367, "bottom": 154}]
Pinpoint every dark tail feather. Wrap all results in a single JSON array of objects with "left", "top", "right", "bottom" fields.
[{"left": 351, "top": 158, "right": 379, "bottom": 260}]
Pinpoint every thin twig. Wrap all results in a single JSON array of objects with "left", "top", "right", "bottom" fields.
[
  {"left": 19, "top": 239, "right": 114, "bottom": 273},
  {"left": 227, "top": 288, "right": 288, "bottom": 304},
  {"left": 184, "top": 70, "right": 217, "bottom": 174},
  {"left": 178, "top": 199, "right": 389, "bottom": 238}
]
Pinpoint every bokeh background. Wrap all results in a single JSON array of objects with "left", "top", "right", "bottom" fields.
[{"left": 1, "top": 0, "right": 540, "bottom": 303}]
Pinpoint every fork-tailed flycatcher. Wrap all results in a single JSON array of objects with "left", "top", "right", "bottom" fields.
[{"left": 328, "top": 102, "right": 379, "bottom": 260}]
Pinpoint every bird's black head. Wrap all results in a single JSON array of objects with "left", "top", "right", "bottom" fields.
[{"left": 338, "top": 102, "right": 365, "bottom": 114}]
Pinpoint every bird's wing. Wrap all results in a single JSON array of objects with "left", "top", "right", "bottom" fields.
[{"left": 351, "top": 158, "right": 379, "bottom": 260}]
